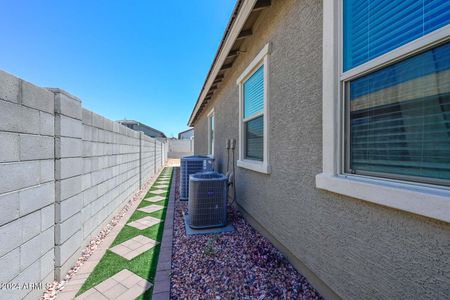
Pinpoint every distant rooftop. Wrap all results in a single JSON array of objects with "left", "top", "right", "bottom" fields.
[{"left": 117, "top": 119, "right": 167, "bottom": 138}]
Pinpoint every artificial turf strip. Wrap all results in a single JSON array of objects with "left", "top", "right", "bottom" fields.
[{"left": 76, "top": 168, "right": 173, "bottom": 298}]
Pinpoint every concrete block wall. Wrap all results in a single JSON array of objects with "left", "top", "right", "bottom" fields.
[
  {"left": 80, "top": 109, "right": 142, "bottom": 255},
  {"left": 167, "top": 139, "right": 194, "bottom": 158},
  {"left": 141, "top": 134, "right": 156, "bottom": 186},
  {"left": 53, "top": 89, "right": 84, "bottom": 280},
  {"left": 53, "top": 98, "right": 168, "bottom": 280},
  {"left": 155, "top": 140, "right": 163, "bottom": 169},
  {"left": 0, "top": 70, "right": 168, "bottom": 298},
  {"left": 0, "top": 71, "right": 55, "bottom": 300}
]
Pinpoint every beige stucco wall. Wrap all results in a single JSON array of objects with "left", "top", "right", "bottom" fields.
[{"left": 193, "top": 0, "right": 450, "bottom": 299}]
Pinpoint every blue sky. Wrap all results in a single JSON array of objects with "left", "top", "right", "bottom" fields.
[{"left": 0, "top": 1, "right": 235, "bottom": 137}]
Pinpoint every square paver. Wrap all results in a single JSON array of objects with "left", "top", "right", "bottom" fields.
[
  {"left": 110, "top": 235, "right": 160, "bottom": 260},
  {"left": 127, "top": 216, "right": 162, "bottom": 230},
  {"left": 153, "top": 184, "right": 168, "bottom": 189},
  {"left": 138, "top": 204, "right": 165, "bottom": 213},
  {"left": 102, "top": 284, "right": 128, "bottom": 299},
  {"left": 76, "top": 269, "right": 152, "bottom": 300},
  {"left": 144, "top": 195, "right": 165, "bottom": 203},
  {"left": 113, "top": 269, "right": 134, "bottom": 281},
  {"left": 149, "top": 189, "right": 167, "bottom": 195}
]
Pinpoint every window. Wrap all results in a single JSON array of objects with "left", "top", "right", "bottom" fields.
[
  {"left": 236, "top": 43, "right": 271, "bottom": 174},
  {"left": 244, "top": 65, "right": 264, "bottom": 161},
  {"left": 317, "top": 0, "right": 450, "bottom": 223},
  {"left": 208, "top": 109, "right": 215, "bottom": 156}
]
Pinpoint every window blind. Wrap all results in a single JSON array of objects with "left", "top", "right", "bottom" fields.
[
  {"left": 344, "top": 0, "right": 450, "bottom": 71},
  {"left": 244, "top": 65, "right": 264, "bottom": 118},
  {"left": 348, "top": 42, "right": 450, "bottom": 182}
]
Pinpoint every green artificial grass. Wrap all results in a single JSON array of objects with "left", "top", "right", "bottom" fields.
[{"left": 77, "top": 168, "right": 173, "bottom": 299}]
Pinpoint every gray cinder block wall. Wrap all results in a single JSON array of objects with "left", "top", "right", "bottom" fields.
[
  {"left": 167, "top": 139, "right": 194, "bottom": 158},
  {"left": 0, "top": 70, "right": 168, "bottom": 299},
  {"left": 0, "top": 71, "right": 56, "bottom": 300}
]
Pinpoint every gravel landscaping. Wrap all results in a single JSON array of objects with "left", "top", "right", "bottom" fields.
[{"left": 171, "top": 168, "right": 323, "bottom": 300}]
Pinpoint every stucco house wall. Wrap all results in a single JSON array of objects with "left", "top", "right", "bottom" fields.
[{"left": 193, "top": 0, "right": 450, "bottom": 299}]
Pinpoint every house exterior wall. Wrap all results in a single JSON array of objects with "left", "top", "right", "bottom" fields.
[{"left": 193, "top": 1, "right": 450, "bottom": 299}]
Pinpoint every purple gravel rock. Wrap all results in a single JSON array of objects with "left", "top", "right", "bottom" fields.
[{"left": 170, "top": 169, "right": 323, "bottom": 300}]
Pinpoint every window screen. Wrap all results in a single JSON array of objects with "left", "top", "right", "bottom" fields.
[
  {"left": 209, "top": 114, "right": 214, "bottom": 155},
  {"left": 245, "top": 116, "right": 264, "bottom": 160},
  {"left": 347, "top": 42, "right": 450, "bottom": 183}
]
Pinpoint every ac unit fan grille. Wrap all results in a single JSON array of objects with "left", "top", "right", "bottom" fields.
[{"left": 188, "top": 172, "right": 228, "bottom": 228}]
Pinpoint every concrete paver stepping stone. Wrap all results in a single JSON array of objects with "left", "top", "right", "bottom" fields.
[
  {"left": 153, "top": 184, "right": 168, "bottom": 189},
  {"left": 110, "top": 235, "right": 160, "bottom": 260},
  {"left": 149, "top": 189, "right": 167, "bottom": 195},
  {"left": 138, "top": 204, "right": 165, "bottom": 213},
  {"left": 144, "top": 195, "right": 165, "bottom": 203},
  {"left": 76, "top": 269, "right": 152, "bottom": 300},
  {"left": 127, "top": 216, "right": 162, "bottom": 230}
]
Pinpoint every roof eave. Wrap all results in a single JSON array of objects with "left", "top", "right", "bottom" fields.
[{"left": 187, "top": 0, "right": 259, "bottom": 126}]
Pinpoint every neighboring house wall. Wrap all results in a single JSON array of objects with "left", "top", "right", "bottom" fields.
[
  {"left": 133, "top": 124, "right": 166, "bottom": 139},
  {"left": 193, "top": 1, "right": 450, "bottom": 299},
  {"left": 167, "top": 139, "right": 194, "bottom": 158},
  {"left": 178, "top": 128, "right": 194, "bottom": 140},
  {"left": 0, "top": 71, "right": 168, "bottom": 300},
  {"left": 118, "top": 121, "right": 166, "bottom": 139}
]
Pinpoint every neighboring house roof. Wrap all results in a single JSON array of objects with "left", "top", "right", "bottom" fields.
[
  {"left": 117, "top": 119, "right": 167, "bottom": 138},
  {"left": 187, "top": 0, "right": 271, "bottom": 126}
]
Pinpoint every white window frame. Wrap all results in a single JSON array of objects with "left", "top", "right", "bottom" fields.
[
  {"left": 236, "top": 43, "right": 271, "bottom": 174},
  {"left": 316, "top": 0, "right": 450, "bottom": 223},
  {"left": 207, "top": 108, "right": 215, "bottom": 157}
]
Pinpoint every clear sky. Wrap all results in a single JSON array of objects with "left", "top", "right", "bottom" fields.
[{"left": 0, "top": 0, "right": 236, "bottom": 138}]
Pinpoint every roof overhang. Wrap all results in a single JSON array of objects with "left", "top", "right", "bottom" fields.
[{"left": 187, "top": 0, "right": 271, "bottom": 126}]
